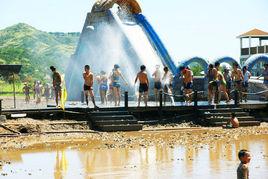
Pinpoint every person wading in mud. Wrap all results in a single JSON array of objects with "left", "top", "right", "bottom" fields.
[
  {"left": 237, "top": 149, "right": 251, "bottom": 179},
  {"left": 83, "top": 65, "right": 98, "bottom": 108},
  {"left": 50, "top": 66, "right": 62, "bottom": 107}
]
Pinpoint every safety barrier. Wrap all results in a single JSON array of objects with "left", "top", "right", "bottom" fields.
[
  {"left": 123, "top": 90, "right": 205, "bottom": 109},
  {"left": 0, "top": 99, "right": 2, "bottom": 115},
  {"left": 94, "top": 87, "right": 268, "bottom": 109}
]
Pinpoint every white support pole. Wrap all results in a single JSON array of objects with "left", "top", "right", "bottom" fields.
[
  {"left": 249, "top": 37, "right": 251, "bottom": 55},
  {"left": 240, "top": 38, "right": 243, "bottom": 55}
]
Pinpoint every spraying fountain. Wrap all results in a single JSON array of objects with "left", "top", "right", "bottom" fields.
[{"left": 65, "top": 0, "right": 177, "bottom": 101}]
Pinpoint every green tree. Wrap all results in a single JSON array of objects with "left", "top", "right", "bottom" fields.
[{"left": 190, "top": 63, "right": 204, "bottom": 76}]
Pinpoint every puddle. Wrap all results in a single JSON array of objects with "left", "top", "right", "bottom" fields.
[{"left": 0, "top": 134, "right": 267, "bottom": 178}]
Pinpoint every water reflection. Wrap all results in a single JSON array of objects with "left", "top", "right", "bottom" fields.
[
  {"left": 54, "top": 150, "right": 68, "bottom": 179},
  {"left": 0, "top": 135, "right": 267, "bottom": 178}
]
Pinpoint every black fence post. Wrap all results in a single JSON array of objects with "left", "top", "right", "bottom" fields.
[
  {"left": 0, "top": 99, "right": 2, "bottom": 115},
  {"left": 159, "top": 90, "right": 163, "bottom": 108},
  {"left": 124, "top": 91, "right": 128, "bottom": 109},
  {"left": 234, "top": 90, "right": 239, "bottom": 106},
  {"left": 81, "top": 91, "right": 84, "bottom": 104},
  {"left": 194, "top": 90, "right": 198, "bottom": 108},
  {"left": 158, "top": 90, "right": 163, "bottom": 122}
]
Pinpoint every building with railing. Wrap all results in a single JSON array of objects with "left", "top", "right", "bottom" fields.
[{"left": 238, "top": 28, "right": 268, "bottom": 75}]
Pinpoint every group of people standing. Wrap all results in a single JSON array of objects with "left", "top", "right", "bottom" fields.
[
  {"left": 23, "top": 80, "right": 53, "bottom": 105},
  {"left": 47, "top": 62, "right": 268, "bottom": 108},
  {"left": 79, "top": 64, "right": 176, "bottom": 108},
  {"left": 206, "top": 62, "right": 252, "bottom": 104}
]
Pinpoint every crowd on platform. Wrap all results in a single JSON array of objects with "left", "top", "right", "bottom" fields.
[{"left": 22, "top": 63, "right": 268, "bottom": 107}]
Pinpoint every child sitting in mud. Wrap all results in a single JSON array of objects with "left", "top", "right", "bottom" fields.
[
  {"left": 237, "top": 149, "right": 251, "bottom": 179},
  {"left": 223, "top": 112, "right": 239, "bottom": 128}
]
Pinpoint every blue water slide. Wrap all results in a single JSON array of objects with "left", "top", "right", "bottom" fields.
[{"left": 134, "top": 14, "right": 177, "bottom": 75}]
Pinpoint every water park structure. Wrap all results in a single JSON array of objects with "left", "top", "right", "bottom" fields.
[
  {"left": 65, "top": 0, "right": 268, "bottom": 102},
  {"left": 1, "top": 1, "right": 268, "bottom": 178},
  {"left": 2, "top": 0, "right": 268, "bottom": 132},
  {"left": 65, "top": 0, "right": 176, "bottom": 101}
]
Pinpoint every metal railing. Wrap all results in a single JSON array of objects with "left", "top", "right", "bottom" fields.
[{"left": 123, "top": 90, "right": 205, "bottom": 109}]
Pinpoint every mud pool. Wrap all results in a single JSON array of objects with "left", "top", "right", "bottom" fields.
[{"left": 0, "top": 132, "right": 267, "bottom": 179}]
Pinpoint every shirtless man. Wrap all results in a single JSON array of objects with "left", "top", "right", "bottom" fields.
[
  {"left": 231, "top": 63, "right": 244, "bottom": 102},
  {"left": 50, "top": 66, "right": 62, "bottom": 106},
  {"left": 152, "top": 65, "right": 162, "bottom": 105},
  {"left": 208, "top": 63, "right": 219, "bottom": 104},
  {"left": 135, "top": 65, "right": 149, "bottom": 107},
  {"left": 180, "top": 66, "right": 193, "bottom": 103},
  {"left": 83, "top": 65, "right": 98, "bottom": 108}
]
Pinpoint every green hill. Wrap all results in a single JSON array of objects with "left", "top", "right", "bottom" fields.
[{"left": 0, "top": 23, "right": 80, "bottom": 82}]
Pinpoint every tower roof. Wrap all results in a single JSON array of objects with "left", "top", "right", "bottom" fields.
[{"left": 238, "top": 28, "right": 268, "bottom": 38}]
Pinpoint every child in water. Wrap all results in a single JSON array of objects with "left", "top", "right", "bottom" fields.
[
  {"left": 223, "top": 112, "right": 239, "bottom": 128},
  {"left": 237, "top": 149, "right": 251, "bottom": 179}
]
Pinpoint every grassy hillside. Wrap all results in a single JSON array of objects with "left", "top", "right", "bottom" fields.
[{"left": 0, "top": 23, "right": 80, "bottom": 82}]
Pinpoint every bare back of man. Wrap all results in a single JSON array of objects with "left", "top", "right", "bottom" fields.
[
  {"left": 232, "top": 68, "right": 244, "bottom": 102},
  {"left": 135, "top": 67, "right": 149, "bottom": 107}
]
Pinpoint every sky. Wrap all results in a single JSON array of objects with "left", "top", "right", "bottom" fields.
[{"left": 1, "top": 0, "right": 268, "bottom": 64}]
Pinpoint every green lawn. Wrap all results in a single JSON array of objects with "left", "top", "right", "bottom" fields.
[{"left": 0, "top": 82, "right": 25, "bottom": 94}]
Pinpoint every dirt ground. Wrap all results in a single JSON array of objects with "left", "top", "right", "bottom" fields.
[
  {"left": 0, "top": 117, "right": 267, "bottom": 151},
  {"left": 1, "top": 96, "right": 268, "bottom": 152}
]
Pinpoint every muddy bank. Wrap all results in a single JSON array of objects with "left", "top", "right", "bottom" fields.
[
  {"left": 0, "top": 118, "right": 267, "bottom": 151},
  {"left": 0, "top": 118, "right": 90, "bottom": 134}
]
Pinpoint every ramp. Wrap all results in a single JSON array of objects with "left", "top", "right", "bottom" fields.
[{"left": 66, "top": 4, "right": 177, "bottom": 101}]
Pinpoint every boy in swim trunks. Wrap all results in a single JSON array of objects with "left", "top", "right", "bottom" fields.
[
  {"left": 180, "top": 66, "right": 193, "bottom": 103},
  {"left": 208, "top": 63, "right": 220, "bottom": 104},
  {"left": 152, "top": 65, "right": 162, "bottom": 105},
  {"left": 83, "top": 65, "right": 98, "bottom": 108},
  {"left": 232, "top": 63, "right": 244, "bottom": 102},
  {"left": 135, "top": 65, "right": 149, "bottom": 107}
]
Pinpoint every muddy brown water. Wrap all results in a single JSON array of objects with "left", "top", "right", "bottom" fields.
[{"left": 0, "top": 133, "right": 268, "bottom": 179}]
